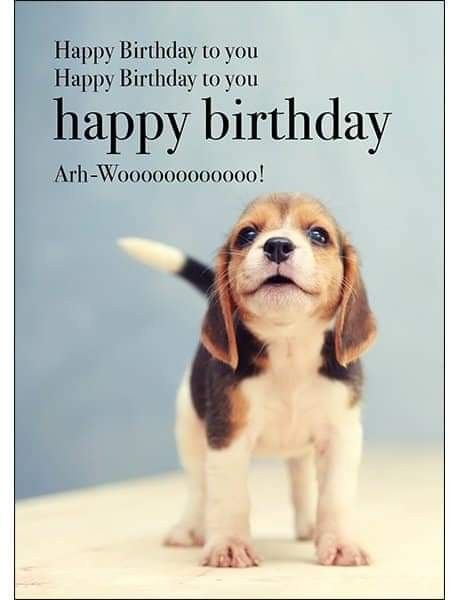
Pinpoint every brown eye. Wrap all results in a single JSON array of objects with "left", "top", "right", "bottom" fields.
[
  {"left": 236, "top": 226, "right": 258, "bottom": 248},
  {"left": 308, "top": 227, "right": 329, "bottom": 246}
]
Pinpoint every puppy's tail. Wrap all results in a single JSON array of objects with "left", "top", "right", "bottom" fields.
[{"left": 117, "top": 237, "right": 214, "bottom": 296}]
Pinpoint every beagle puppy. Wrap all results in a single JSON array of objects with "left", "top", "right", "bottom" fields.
[{"left": 119, "top": 192, "right": 377, "bottom": 568}]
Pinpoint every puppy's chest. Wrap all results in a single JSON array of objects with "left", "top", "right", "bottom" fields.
[{"left": 241, "top": 347, "right": 350, "bottom": 457}]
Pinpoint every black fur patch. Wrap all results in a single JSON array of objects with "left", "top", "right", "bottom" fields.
[
  {"left": 179, "top": 257, "right": 214, "bottom": 296},
  {"left": 319, "top": 330, "right": 363, "bottom": 404},
  {"left": 190, "top": 319, "right": 266, "bottom": 448}
]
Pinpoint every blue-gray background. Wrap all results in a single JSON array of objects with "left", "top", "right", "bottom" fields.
[{"left": 16, "top": 1, "right": 443, "bottom": 499}]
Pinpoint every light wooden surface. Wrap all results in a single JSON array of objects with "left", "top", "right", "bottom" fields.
[{"left": 16, "top": 447, "right": 443, "bottom": 599}]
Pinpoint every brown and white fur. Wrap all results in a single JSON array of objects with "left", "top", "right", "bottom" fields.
[{"left": 118, "top": 192, "right": 377, "bottom": 568}]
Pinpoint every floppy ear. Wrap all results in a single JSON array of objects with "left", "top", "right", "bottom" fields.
[
  {"left": 334, "top": 240, "right": 377, "bottom": 367},
  {"left": 201, "top": 245, "right": 238, "bottom": 370}
]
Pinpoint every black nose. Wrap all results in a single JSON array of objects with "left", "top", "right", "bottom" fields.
[{"left": 263, "top": 237, "right": 295, "bottom": 263}]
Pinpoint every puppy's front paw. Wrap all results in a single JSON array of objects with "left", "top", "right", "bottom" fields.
[
  {"left": 316, "top": 533, "right": 370, "bottom": 566},
  {"left": 163, "top": 523, "right": 204, "bottom": 547},
  {"left": 201, "top": 536, "right": 260, "bottom": 568}
]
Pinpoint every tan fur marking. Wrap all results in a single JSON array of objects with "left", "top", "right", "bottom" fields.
[
  {"left": 229, "top": 386, "right": 249, "bottom": 439},
  {"left": 201, "top": 331, "right": 231, "bottom": 367},
  {"left": 253, "top": 352, "right": 270, "bottom": 371},
  {"left": 201, "top": 248, "right": 238, "bottom": 369},
  {"left": 334, "top": 241, "right": 377, "bottom": 366}
]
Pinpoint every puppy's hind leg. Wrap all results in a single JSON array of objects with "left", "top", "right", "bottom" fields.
[
  {"left": 164, "top": 374, "right": 206, "bottom": 548},
  {"left": 287, "top": 450, "right": 317, "bottom": 541}
]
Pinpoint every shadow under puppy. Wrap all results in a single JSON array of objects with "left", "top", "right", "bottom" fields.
[{"left": 119, "top": 192, "right": 377, "bottom": 568}]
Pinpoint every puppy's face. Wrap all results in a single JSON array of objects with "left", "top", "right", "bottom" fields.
[
  {"left": 202, "top": 193, "right": 376, "bottom": 369},
  {"left": 227, "top": 194, "right": 344, "bottom": 322}
]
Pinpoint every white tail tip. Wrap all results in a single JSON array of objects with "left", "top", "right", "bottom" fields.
[{"left": 117, "top": 237, "right": 185, "bottom": 274}]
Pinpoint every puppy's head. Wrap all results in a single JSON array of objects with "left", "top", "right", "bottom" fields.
[{"left": 202, "top": 193, "right": 376, "bottom": 370}]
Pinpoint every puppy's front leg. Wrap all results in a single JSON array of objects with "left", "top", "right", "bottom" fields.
[
  {"left": 288, "top": 451, "right": 317, "bottom": 541},
  {"left": 315, "top": 418, "right": 370, "bottom": 566},
  {"left": 201, "top": 433, "right": 259, "bottom": 568}
]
